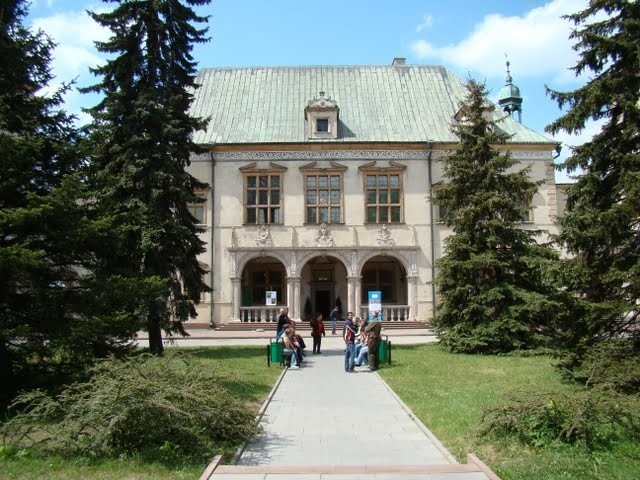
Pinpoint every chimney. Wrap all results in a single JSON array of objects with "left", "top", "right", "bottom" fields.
[{"left": 392, "top": 57, "right": 406, "bottom": 66}]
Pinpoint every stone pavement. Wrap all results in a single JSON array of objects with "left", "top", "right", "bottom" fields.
[{"left": 203, "top": 344, "right": 500, "bottom": 480}]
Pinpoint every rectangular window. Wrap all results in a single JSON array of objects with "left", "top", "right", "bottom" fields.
[
  {"left": 316, "top": 118, "right": 329, "bottom": 132},
  {"left": 517, "top": 194, "right": 534, "bottom": 222},
  {"left": 305, "top": 173, "right": 342, "bottom": 223},
  {"left": 432, "top": 183, "right": 448, "bottom": 223},
  {"left": 245, "top": 174, "right": 282, "bottom": 224},
  {"left": 365, "top": 173, "right": 402, "bottom": 223},
  {"left": 187, "top": 192, "right": 207, "bottom": 224}
]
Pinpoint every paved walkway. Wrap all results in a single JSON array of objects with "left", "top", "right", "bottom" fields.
[{"left": 205, "top": 344, "right": 499, "bottom": 480}]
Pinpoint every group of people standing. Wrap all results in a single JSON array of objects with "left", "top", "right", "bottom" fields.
[
  {"left": 342, "top": 311, "right": 381, "bottom": 372},
  {"left": 275, "top": 306, "right": 382, "bottom": 372}
]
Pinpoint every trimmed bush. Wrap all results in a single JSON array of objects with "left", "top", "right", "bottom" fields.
[{"left": 1, "top": 353, "right": 257, "bottom": 463}]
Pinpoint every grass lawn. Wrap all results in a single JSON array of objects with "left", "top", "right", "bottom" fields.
[
  {"left": 0, "top": 346, "right": 282, "bottom": 480},
  {"left": 379, "top": 343, "right": 640, "bottom": 480}
]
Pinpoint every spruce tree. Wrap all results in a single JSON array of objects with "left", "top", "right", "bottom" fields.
[
  {"left": 433, "top": 79, "right": 561, "bottom": 354},
  {"left": 545, "top": 1, "right": 640, "bottom": 368},
  {"left": 0, "top": 0, "right": 153, "bottom": 400},
  {"left": 84, "top": 0, "right": 211, "bottom": 354}
]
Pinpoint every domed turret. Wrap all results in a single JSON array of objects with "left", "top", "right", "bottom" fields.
[{"left": 498, "top": 60, "right": 523, "bottom": 122}]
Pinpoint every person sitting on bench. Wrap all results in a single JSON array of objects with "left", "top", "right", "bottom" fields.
[{"left": 283, "top": 328, "right": 301, "bottom": 368}]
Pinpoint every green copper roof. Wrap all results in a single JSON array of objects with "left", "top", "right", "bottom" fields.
[{"left": 190, "top": 64, "right": 554, "bottom": 145}]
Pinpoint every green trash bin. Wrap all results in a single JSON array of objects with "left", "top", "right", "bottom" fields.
[
  {"left": 270, "top": 340, "right": 283, "bottom": 364},
  {"left": 378, "top": 336, "right": 389, "bottom": 364}
]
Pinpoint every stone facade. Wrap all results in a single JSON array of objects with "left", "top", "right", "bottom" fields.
[
  {"left": 188, "top": 147, "right": 559, "bottom": 325},
  {"left": 185, "top": 63, "right": 561, "bottom": 325}
]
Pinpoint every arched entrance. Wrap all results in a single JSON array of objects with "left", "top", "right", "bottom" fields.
[
  {"left": 300, "top": 255, "right": 348, "bottom": 322},
  {"left": 360, "top": 255, "right": 409, "bottom": 320},
  {"left": 239, "top": 256, "right": 286, "bottom": 322}
]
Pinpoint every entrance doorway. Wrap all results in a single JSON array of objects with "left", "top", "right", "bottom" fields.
[{"left": 314, "top": 287, "right": 332, "bottom": 321}]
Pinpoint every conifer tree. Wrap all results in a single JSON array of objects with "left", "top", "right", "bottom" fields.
[
  {"left": 0, "top": 0, "right": 153, "bottom": 400},
  {"left": 84, "top": 0, "right": 211, "bottom": 354},
  {"left": 433, "top": 79, "right": 562, "bottom": 354},
  {"left": 545, "top": 0, "right": 640, "bottom": 367}
]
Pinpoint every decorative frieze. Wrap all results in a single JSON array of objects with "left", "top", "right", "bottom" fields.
[{"left": 205, "top": 149, "right": 553, "bottom": 163}]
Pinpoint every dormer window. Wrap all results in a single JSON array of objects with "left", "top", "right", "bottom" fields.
[{"left": 305, "top": 91, "right": 339, "bottom": 139}]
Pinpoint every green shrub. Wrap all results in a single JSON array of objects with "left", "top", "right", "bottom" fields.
[
  {"left": 480, "top": 389, "right": 640, "bottom": 449},
  {"left": 557, "top": 339, "right": 640, "bottom": 394},
  {"left": 1, "top": 353, "right": 257, "bottom": 464}
]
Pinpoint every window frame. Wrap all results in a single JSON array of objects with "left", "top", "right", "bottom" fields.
[
  {"left": 187, "top": 189, "right": 208, "bottom": 225},
  {"left": 431, "top": 181, "right": 448, "bottom": 224},
  {"left": 304, "top": 171, "right": 344, "bottom": 224},
  {"left": 516, "top": 193, "right": 535, "bottom": 223},
  {"left": 242, "top": 170, "right": 284, "bottom": 225},
  {"left": 315, "top": 118, "right": 330, "bottom": 133},
  {"left": 361, "top": 168, "right": 405, "bottom": 224}
]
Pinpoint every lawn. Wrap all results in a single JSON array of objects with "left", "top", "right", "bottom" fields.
[
  {"left": 379, "top": 344, "right": 640, "bottom": 480},
  {"left": 0, "top": 346, "right": 282, "bottom": 480}
]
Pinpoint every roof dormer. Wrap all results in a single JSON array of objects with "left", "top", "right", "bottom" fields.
[{"left": 305, "top": 91, "right": 339, "bottom": 139}]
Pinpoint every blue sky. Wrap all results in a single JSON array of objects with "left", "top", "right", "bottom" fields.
[{"left": 27, "top": 0, "right": 599, "bottom": 182}]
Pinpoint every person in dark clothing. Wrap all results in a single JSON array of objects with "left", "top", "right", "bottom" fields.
[
  {"left": 365, "top": 318, "right": 382, "bottom": 371},
  {"left": 343, "top": 312, "right": 357, "bottom": 372},
  {"left": 329, "top": 305, "right": 339, "bottom": 334},
  {"left": 310, "top": 312, "right": 326, "bottom": 354},
  {"left": 275, "top": 307, "right": 290, "bottom": 339}
]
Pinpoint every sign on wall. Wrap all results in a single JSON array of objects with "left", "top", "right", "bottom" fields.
[
  {"left": 265, "top": 291, "right": 277, "bottom": 306},
  {"left": 368, "top": 291, "right": 382, "bottom": 321}
]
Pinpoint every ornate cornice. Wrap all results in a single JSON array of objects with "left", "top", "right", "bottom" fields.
[
  {"left": 213, "top": 150, "right": 435, "bottom": 162},
  {"left": 192, "top": 149, "right": 553, "bottom": 163}
]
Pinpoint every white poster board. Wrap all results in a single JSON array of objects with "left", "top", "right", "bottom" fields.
[
  {"left": 265, "top": 290, "right": 277, "bottom": 306},
  {"left": 368, "top": 291, "right": 382, "bottom": 321}
]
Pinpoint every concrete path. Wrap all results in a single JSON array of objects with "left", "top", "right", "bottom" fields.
[{"left": 205, "top": 345, "right": 499, "bottom": 480}]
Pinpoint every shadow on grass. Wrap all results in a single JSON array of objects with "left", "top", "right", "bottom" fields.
[
  {"left": 185, "top": 345, "right": 266, "bottom": 360},
  {"left": 180, "top": 346, "right": 280, "bottom": 401}
]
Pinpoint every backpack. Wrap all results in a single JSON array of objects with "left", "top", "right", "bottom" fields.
[{"left": 343, "top": 323, "right": 355, "bottom": 343}]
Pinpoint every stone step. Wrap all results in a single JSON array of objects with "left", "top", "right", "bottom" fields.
[{"left": 203, "top": 454, "right": 500, "bottom": 479}]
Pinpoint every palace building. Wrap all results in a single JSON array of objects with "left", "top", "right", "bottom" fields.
[{"left": 186, "top": 58, "right": 562, "bottom": 326}]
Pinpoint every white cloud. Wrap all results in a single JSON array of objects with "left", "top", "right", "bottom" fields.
[
  {"left": 30, "top": 9, "right": 110, "bottom": 80},
  {"left": 30, "top": 8, "right": 109, "bottom": 118},
  {"left": 416, "top": 14, "right": 433, "bottom": 32},
  {"left": 410, "top": 0, "right": 588, "bottom": 83}
]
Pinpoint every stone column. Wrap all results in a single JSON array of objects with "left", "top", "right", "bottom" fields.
[
  {"left": 407, "top": 275, "right": 418, "bottom": 321},
  {"left": 231, "top": 277, "right": 241, "bottom": 321},
  {"left": 354, "top": 276, "right": 362, "bottom": 318},
  {"left": 347, "top": 276, "right": 356, "bottom": 316},
  {"left": 290, "top": 277, "right": 301, "bottom": 320},
  {"left": 286, "top": 278, "right": 294, "bottom": 316}
]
